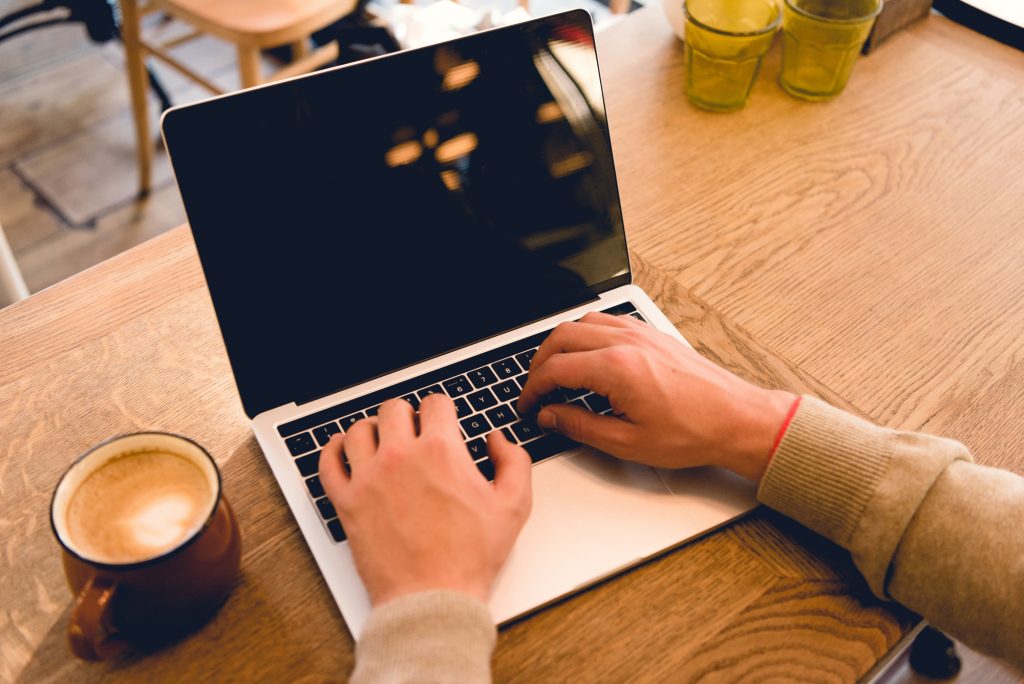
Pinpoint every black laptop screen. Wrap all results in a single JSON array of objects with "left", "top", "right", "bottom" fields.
[{"left": 162, "top": 11, "right": 630, "bottom": 418}]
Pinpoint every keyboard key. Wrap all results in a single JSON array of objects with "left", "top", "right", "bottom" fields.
[
  {"left": 401, "top": 393, "right": 420, "bottom": 410},
  {"left": 524, "top": 433, "right": 575, "bottom": 463},
  {"left": 501, "top": 427, "right": 516, "bottom": 443},
  {"left": 340, "top": 412, "right": 365, "bottom": 430},
  {"left": 476, "top": 458, "right": 495, "bottom": 481},
  {"left": 493, "top": 379, "right": 521, "bottom": 402},
  {"left": 366, "top": 404, "right": 380, "bottom": 416},
  {"left": 511, "top": 419, "right": 543, "bottom": 443},
  {"left": 515, "top": 374, "right": 529, "bottom": 389},
  {"left": 492, "top": 358, "right": 520, "bottom": 379},
  {"left": 418, "top": 384, "right": 444, "bottom": 399},
  {"left": 486, "top": 404, "right": 517, "bottom": 427},
  {"left": 312, "top": 422, "right": 341, "bottom": 447},
  {"left": 305, "top": 475, "right": 325, "bottom": 498},
  {"left": 466, "top": 438, "right": 488, "bottom": 460},
  {"left": 468, "top": 366, "right": 498, "bottom": 388},
  {"left": 467, "top": 388, "right": 498, "bottom": 412},
  {"left": 316, "top": 497, "right": 337, "bottom": 520},
  {"left": 562, "top": 387, "right": 589, "bottom": 400},
  {"left": 454, "top": 397, "right": 472, "bottom": 418},
  {"left": 630, "top": 312, "right": 645, "bottom": 321},
  {"left": 515, "top": 349, "right": 536, "bottom": 370},
  {"left": 285, "top": 432, "right": 315, "bottom": 456},
  {"left": 443, "top": 375, "right": 473, "bottom": 397},
  {"left": 327, "top": 518, "right": 347, "bottom": 542},
  {"left": 296, "top": 450, "right": 320, "bottom": 477},
  {"left": 569, "top": 398, "right": 588, "bottom": 410},
  {"left": 460, "top": 414, "right": 492, "bottom": 438},
  {"left": 585, "top": 394, "right": 612, "bottom": 413}
]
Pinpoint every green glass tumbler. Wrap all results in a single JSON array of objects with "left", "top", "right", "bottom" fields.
[
  {"left": 779, "top": 0, "right": 883, "bottom": 101},
  {"left": 683, "top": 0, "right": 781, "bottom": 112}
]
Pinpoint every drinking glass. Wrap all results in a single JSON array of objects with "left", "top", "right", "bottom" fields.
[
  {"left": 779, "top": 0, "right": 883, "bottom": 100},
  {"left": 683, "top": 0, "right": 781, "bottom": 112}
]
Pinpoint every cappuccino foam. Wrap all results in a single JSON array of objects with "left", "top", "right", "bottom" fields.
[{"left": 66, "top": 450, "right": 213, "bottom": 564}]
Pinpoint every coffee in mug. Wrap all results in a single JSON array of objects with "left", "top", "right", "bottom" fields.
[
  {"left": 65, "top": 449, "right": 214, "bottom": 564},
  {"left": 51, "top": 433, "right": 241, "bottom": 660}
]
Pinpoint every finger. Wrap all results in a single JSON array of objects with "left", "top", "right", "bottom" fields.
[
  {"left": 343, "top": 416, "right": 378, "bottom": 469},
  {"left": 377, "top": 398, "right": 416, "bottom": 444},
  {"left": 418, "top": 393, "right": 461, "bottom": 439},
  {"left": 487, "top": 431, "right": 532, "bottom": 517},
  {"left": 579, "top": 310, "right": 636, "bottom": 329},
  {"left": 518, "top": 350, "right": 614, "bottom": 413},
  {"left": 529, "top": 321, "right": 628, "bottom": 376},
  {"left": 319, "top": 433, "right": 349, "bottom": 501},
  {"left": 535, "top": 403, "right": 636, "bottom": 457}
]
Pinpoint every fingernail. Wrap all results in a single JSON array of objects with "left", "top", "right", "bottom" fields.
[{"left": 537, "top": 409, "right": 556, "bottom": 430}]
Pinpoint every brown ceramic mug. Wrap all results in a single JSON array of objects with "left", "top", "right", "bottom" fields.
[{"left": 50, "top": 432, "right": 241, "bottom": 660}]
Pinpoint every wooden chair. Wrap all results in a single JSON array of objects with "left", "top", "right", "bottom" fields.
[
  {"left": 0, "top": 220, "right": 29, "bottom": 305},
  {"left": 120, "top": 0, "right": 359, "bottom": 195}
]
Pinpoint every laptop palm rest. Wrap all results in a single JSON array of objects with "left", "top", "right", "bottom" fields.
[{"left": 488, "top": 448, "right": 757, "bottom": 624}]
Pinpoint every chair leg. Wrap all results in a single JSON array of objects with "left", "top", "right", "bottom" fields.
[
  {"left": 119, "top": 0, "right": 153, "bottom": 196},
  {"left": 238, "top": 45, "right": 262, "bottom": 88},
  {"left": 0, "top": 222, "right": 29, "bottom": 304},
  {"left": 291, "top": 39, "right": 309, "bottom": 60}
]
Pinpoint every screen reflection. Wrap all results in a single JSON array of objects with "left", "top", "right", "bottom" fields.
[{"left": 163, "top": 10, "right": 630, "bottom": 418}]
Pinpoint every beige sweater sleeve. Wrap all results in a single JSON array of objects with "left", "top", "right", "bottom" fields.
[
  {"left": 759, "top": 397, "right": 1024, "bottom": 670},
  {"left": 349, "top": 590, "right": 495, "bottom": 683}
]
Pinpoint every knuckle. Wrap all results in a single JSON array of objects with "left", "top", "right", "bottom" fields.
[
  {"left": 419, "top": 432, "right": 448, "bottom": 452},
  {"left": 602, "top": 346, "right": 633, "bottom": 368}
]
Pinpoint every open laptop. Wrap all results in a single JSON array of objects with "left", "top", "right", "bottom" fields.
[{"left": 161, "top": 9, "right": 756, "bottom": 638}]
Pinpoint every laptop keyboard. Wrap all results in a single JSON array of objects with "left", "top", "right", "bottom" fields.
[{"left": 277, "top": 302, "right": 646, "bottom": 544}]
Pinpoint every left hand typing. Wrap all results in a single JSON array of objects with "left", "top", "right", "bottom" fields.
[{"left": 319, "top": 395, "right": 533, "bottom": 606}]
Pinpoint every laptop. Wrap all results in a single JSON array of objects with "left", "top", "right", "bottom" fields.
[{"left": 161, "top": 9, "right": 756, "bottom": 638}]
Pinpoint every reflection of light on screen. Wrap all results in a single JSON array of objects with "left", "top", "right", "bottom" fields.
[
  {"left": 549, "top": 151, "right": 592, "bottom": 178},
  {"left": 533, "top": 51, "right": 593, "bottom": 133},
  {"left": 440, "top": 169, "right": 461, "bottom": 191},
  {"left": 545, "top": 39, "right": 603, "bottom": 115},
  {"left": 442, "top": 59, "right": 480, "bottom": 91},
  {"left": 423, "top": 128, "right": 439, "bottom": 149},
  {"left": 385, "top": 140, "right": 423, "bottom": 167},
  {"left": 435, "top": 132, "right": 478, "bottom": 163},
  {"left": 536, "top": 101, "right": 564, "bottom": 124}
]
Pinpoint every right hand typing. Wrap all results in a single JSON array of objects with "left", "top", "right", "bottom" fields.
[{"left": 517, "top": 312, "right": 795, "bottom": 482}]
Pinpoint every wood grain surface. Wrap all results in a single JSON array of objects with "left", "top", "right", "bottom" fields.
[{"left": 2, "top": 8, "right": 1021, "bottom": 682}]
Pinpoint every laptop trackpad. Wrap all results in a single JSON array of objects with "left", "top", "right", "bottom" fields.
[{"left": 488, "top": 448, "right": 732, "bottom": 623}]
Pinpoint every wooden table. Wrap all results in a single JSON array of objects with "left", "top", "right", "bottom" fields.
[{"left": 3, "top": 8, "right": 1022, "bottom": 682}]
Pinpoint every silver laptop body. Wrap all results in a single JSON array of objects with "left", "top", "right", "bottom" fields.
[{"left": 162, "top": 10, "right": 756, "bottom": 638}]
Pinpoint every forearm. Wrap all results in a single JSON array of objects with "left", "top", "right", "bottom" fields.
[
  {"left": 758, "top": 397, "right": 1024, "bottom": 670},
  {"left": 350, "top": 591, "right": 495, "bottom": 683}
]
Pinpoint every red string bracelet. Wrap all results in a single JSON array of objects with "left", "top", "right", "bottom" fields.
[{"left": 768, "top": 395, "right": 803, "bottom": 461}]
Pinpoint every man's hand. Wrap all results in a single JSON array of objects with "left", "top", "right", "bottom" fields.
[
  {"left": 518, "top": 312, "right": 795, "bottom": 482},
  {"left": 319, "top": 395, "right": 532, "bottom": 607}
]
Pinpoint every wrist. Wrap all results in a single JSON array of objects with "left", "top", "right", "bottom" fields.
[{"left": 727, "top": 389, "right": 798, "bottom": 483}]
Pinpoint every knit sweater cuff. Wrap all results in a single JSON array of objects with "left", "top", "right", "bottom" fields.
[
  {"left": 758, "top": 397, "right": 891, "bottom": 548},
  {"left": 757, "top": 396, "right": 970, "bottom": 597},
  {"left": 351, "top": 590, "right": 496, "bottom": 684}
]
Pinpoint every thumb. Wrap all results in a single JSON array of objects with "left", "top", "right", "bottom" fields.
[
  {"left": 487, "top": 431, "right": 532, "bottom": 517},
  {"left": 536, "top": 403, "right": 632, "bottom": 456}
]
